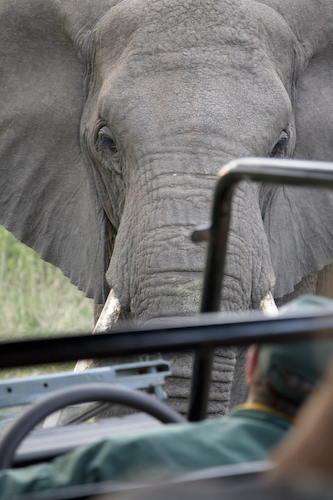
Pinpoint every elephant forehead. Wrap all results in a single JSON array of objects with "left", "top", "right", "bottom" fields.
[{"left": 95, "top": 0, "right": 295, "bottom": 73}]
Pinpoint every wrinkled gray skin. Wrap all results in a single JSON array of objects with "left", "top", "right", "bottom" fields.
[{"left": 0, "top": 0, "right": 333, "bottom": 416}]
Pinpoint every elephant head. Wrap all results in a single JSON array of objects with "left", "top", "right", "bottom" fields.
[{"left": 0, "top": 0, "right": 333, "bottom": 415}]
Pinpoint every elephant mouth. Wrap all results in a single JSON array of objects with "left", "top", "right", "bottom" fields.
[
  {"left": 93, "top": 288, "right": 278, "bottom": 334},
  {"left": 74, "top": 288, "right": 278, "bottom": 373}
]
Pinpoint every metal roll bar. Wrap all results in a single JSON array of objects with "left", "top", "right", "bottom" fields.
[{"left": 0, "top": 308, "right": 333, "bottom": 365}]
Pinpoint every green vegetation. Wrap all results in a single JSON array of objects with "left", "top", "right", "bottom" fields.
[{"left": 0, "top": 225, "right": 94, "bottom": 378}]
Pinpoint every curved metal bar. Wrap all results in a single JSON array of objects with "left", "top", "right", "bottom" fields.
[{"left": 202, "top": 157, "right": 333, "bottom": 313}]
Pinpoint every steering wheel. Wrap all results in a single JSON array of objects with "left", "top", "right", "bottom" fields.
[{"left": 0, "top": 383, "right": 186, "bottom": 470}]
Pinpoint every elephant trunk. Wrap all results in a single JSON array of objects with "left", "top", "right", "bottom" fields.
[
  {"left": 104, "top": 168, "right": 237, "bottom": 415},
  {"left": 107, "top": 168, "right": 217, "bottom": 321}
]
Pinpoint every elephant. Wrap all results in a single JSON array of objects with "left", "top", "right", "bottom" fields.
[{"left": 0, "top": 0, "right": 333, "bottom": 417}]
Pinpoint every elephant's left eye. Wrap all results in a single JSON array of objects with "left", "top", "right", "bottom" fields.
[
  {"left": 270, "top": 131, "right": 289, "bottom": 158},
  {"left": 96, "top": 126, "right": 122, "bottom": 174}
]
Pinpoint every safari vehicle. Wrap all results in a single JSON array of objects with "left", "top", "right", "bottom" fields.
[{"left": 0, "top": 158, "right": 333, "bottom": 499}]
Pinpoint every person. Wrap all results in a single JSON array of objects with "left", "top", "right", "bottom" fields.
[{"left": 0, "top": 296, "right": 332, "bottom": 497}]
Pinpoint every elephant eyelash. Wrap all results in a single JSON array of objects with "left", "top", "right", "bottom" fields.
[
  {"left": 97, "top": 126, "right": 117, "bottom": 153},
  {"left": 270, "top": 131, "right": 289, "bottom": 158},
  {"left": 96, "top": 125, "right": 122, "bottom": 174}
]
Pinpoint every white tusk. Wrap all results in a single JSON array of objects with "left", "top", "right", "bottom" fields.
[
  {"left": 74, "top": 289, "right": 122, "bottom": 372},
  {"left": 93, "top": 288, "right": 122, "bottom": 333},
  {"left": 260, "top": 291, "right": 278, "bottom": 317}
]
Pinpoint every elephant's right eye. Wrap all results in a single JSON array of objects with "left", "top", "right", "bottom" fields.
[
  {"left": 97, "top": 126, "right": 118, "bottom": 154},
  {"left": 96, "top": 126, "right": 122, "bottom": 175}
]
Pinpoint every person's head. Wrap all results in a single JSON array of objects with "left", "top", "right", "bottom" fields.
[
  {"left": 268, "top": 358, "right": 333, "bottom": 483},
  {"left": 245, "top": 339, "right": 333, "bottom": 419},
  {"left": 245, "top": 295, "right": 333, "bottom": 418}
]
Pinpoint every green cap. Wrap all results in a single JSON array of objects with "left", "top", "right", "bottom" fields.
[{"left": 259, "top": 295, "right": 333, "bottom": 404}]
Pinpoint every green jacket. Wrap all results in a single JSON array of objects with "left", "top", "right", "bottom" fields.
[{"left": 0, "top": 405, "right": 291, "bottom": 498}]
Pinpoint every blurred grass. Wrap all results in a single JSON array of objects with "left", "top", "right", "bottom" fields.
[{"left": 0, "top": 225, "right": 94, "bottom": 379}]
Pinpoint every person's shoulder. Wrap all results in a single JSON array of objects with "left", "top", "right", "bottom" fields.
[{"left": 230, "top": 405, "right": 291, "bottom": 429}]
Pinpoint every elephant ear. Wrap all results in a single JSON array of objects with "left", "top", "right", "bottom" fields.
[
  {"left": 0, "top": 0, "right": 115, "bottom": 304},
  {"left": 259, "top": 0, "right": 333, "bottom": 298},
  {"left": 261, "top": 13, "right": 333, "bottom": 299},
  {"left": 261, "top": 184, "right": 333, "bottom": 299}
]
